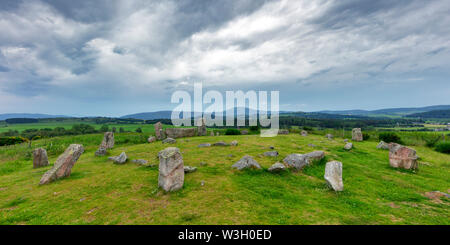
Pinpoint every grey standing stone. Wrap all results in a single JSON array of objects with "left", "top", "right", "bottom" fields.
[
  {"left": 210, "top": 131, "right": 214, "bottom": 136},
  {"left": 33, "top": 148, "right": 49, "bottom": 168},
  {"left": 39, "top": 144, "right": 84, "bottom": 185},
  {"left": 197, "top": 118, "right": 207, "bottom": 136},
  {"left": 389, "top": 144, "right": 418, "bottom": 170},
  {"left": 232, "top": 155, "right": 262, "bottom": 170},
  {"left": 158, "top": 147, "right": 184, "bottom": 192},
  {"left": 352, "top": 128, "right": 363, "bottom": 142},
  {"left": 100, "top": 132, "right": 114, "bottom": 149},
  {"left": 324, "top": 161, "right": 344, "bottom": 191},
  {"left": 154, "top": 122, "right": 163, "bottom": 140},
  {"left": 301, "top": 130, "right": 308, "bottom": 136}
]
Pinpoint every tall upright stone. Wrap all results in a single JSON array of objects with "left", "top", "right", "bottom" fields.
[
  {"left": 39, "top": 144, "right": 84, "bottom": 185},
  {"left": 389, "top": 144, "right": 418, "bottom": 170},
  {"left": 100, "top": 132, "right": 114, "bottom": 149},
  {"left": 324, "top": 161, "right": 344, "bottom": 191},
  {"left": 155, "top": 122, "right": 163, "bottom": 140},
  {"left": 352, "top": 128, "right": 363, "bottom": 142},
  {"left": 158, "top": 147, "right": 184, "bottom": 192},
  {"left": 33, "top": 148, "right": 49, "bottom": 168},
  {"left": 197, "top": 118, "right": 207, "bottom": 136}
]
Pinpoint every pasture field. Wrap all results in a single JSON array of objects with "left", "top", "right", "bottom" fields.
[{"left": 0, "top": 131, "right": 448, "bottom": 225}]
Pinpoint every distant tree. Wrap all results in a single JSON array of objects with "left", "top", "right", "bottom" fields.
[
  {"left": 119, "top": 127, "right": 124, "bottom": 133},
  {"left": 135, "top": 127, "right": 142, "bottom": 133},
  {"left": 112, "top": 127, "right": 117, "bottom": 133},
  {"left": 100, "top": 124, "right": 109, "bottom": 132}
]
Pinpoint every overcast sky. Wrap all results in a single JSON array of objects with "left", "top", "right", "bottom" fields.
[{"left": 0, "top": 0, "right": 449, "bottom": 117}]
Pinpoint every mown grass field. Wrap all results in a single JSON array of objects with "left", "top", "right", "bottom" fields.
[{"left": 0, "top": 131, "right": 449, "bottom": 225}]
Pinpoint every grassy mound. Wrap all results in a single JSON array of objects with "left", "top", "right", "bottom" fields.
[{"left": 0, "top": 133, "right": 449, "bottom": 224}]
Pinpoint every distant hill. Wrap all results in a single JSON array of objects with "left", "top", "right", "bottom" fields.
[
  {"left": 318, "top": 105, "right": 450, "bottom": 117},
  {"left": 120, "top": 111, "right": 173, "bottom": 120},
  {"left": 405, "top": 109, "right": 450, "bottom": 119},
  {"left": 0, "top": 113, "right": 68, "bottom": 120}
]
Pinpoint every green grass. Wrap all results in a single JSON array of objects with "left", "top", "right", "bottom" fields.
[{"left": 0, "top": 132, "right": 448, "bottom": 224}]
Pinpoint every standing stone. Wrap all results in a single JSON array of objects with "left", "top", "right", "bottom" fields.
[
  {"left": 216, "top": 132, "right": 220, "bottom": 136},
  {"left": 352, "top": 128, "right": 363, "bottom": 142},
  {"left": 241, "top": 130, "right": 249, "bottom": 135},
  {"left": 301, "top": 130, "right": 308, "bottom": 136},
  {"left": 33, "top": 148, "right": 49, "bottom": 168},
  {"left": 278, "top": 129, "right": 289, "bottom": 135},
  {"left": 39, "top": 144, "right": 84, "bottom": 185},
  {"left": 324, "top": 161, "right": 344, "bottom": 191},
  {"left": 344, "top": 143, "right": 353, "bottom": 150},
  {"left": 148, "top": 136, "right": 156, "bottom": 143},
  {"left": 326, "top": 134, "right": 333, "bottom": 140},
  {"left": 158, "top": 147, "right": 184, "bottom": 192},
  {"left": 231, "top": 140, "right": 238, "bottom": 146},
  {"left": 210, "top": 131, "right": 214, "bottom": 136},
  {"left": 154, "top": 122, "right": 163, "bottom": 140},
  {"left": 389, "top": 144, "right": 418, "bottom": 170},
  {"left": 232, "top": 155, "right": 261, "bottom": 170},
  {"left": 197, "top": 118, "right": 207, "bottom": 136},
  {"left": 100, "top": 132, "right": 114, "bottom": 149}
]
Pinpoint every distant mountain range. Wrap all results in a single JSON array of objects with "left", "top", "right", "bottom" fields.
[
  {"left": 319, "top": 105, "right": 450, "bottom": 117},
  {"left": 0, "top": 113, "right": 68, "bottom": 120},
  {"left": 1, "top": 105, "right": 450, "bottom": 120}
]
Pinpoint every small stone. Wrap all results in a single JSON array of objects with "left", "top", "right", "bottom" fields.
[
  {"left": 198, "top": 143, "right": 211, "bottom": 148},
  {"left": 108, "top": 152, "right": 127, "bottom": 164},
  {"left": 200, "top": 162, "right": 207, "bottom": 166},
  {"left": 216, "top": 132, "right": 220, "bottom": 136},
  {"left": 184, "top": 166, "right": 197, "bottom": 173},
  {"left": 343, "top": 139, "right": 349, "bottom": 142},
  {"left": 352, "top": 128, "right": 363, "bottom": 142},
  {"left": 424, "top": 191, "right": 450, "bottom": 201},
  {"left": 278, "top": 129, "right": 289, "bottom": 135},
  {"left": 95, "top": 147, "right": 107, "bottom": 156},
  {"left": 264, "top": 151, "right": 279, "bottom": 157},
  {"left": 269, "top": 146, "right": 275, "bottom": 150},
  {"left": 301, "top": 130, "right": 308, "bottom": 136},
  {"left": 344, "top": 143, "right": 353, "bottom": 150},
  {"left": 162, "top": 137, "right": 176, "bottom": 144},
  {"left": 326, "top": 134, "right": 333, "bottom": 140},
  {"left": 210, "top": 131, "right": 214, "bottom": 136},
  {"left": 147, "top": 136, "right": 156, "bottom": 143},
  {"left": 308, "top": 144, "right": 316, "bottom": 147},
  {"left": 200, "top": 181, "right": 205, "bottom": 186},
  {"left": 268, "top": 162, "right": 286, "bottom": 172},
  {"left": 241, "top": 130, "right": 248, "bottom": 135},
  {"left": 324, "top": 161, "right": 344, "bottom": 191},
  {"left": 131, "top": 159, "right": 148, "bottom": 165},
  {"left": 377, "top": 141, "right": 389, "bottom": 150},
  {"left": 230, "top": 140, "right": 238, "bottom": 146},
  {"left": 232, "top": 155, "right": 262, "bottom": 170},
  {"left": 213, "top": 141, "right": 229, "bottom": 146}
]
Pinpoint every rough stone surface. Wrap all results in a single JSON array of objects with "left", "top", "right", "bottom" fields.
[
  {"left": 324, "top": 161, "right": 344, "bottom": 191},
  {"left": 95, "top": 147, "right": 107, "bottom": 156},
  {"left": 165, "top": 128, "right": 197, "bottom": 139},
  {"left": 268, "top": 162, "right": 286, "bottom": 172},
  {"left": 210, "top": 131, "right": 214, "bottom": 136},
  {"left": 184, "top": 166, "right": 197, "bottom": 173},
  {"left": 198, "top": 143, "right": 211, "bottom": 148},
  {"left": 264, "top": 151, "right": 279, "bottom": 157},
  {"left": 162, "top": 137, "right": 177, "bottom": 144},
  {"left": 108, "top": 152, "right": 127, "bottom": 164},
  {"left": 304, "top": 151, "right": 325, "bottom": 161},
  {"left": 301, "top": 130, "right": 308, "bottom": 136},
  {"left": 39, "top": 144, "right": 84, "bottom": 185},
  {"left": 158, "top": 147, "right": 184, "bottom": 192},
  {"left": 197, "top": 118, "right": 207, "bottom": 136},
  {"left": 230, "top": 140, "right": 238, "bottom": 146},
  {"left": 33, "top": 148, "right": 49, "bottom": 168},
  {"left": 344, "top": 143, "right": 353, "bottom": 150},
  {"left": 232, "top": 155, "right": 261, "bottom": 170},
  {"left": 377, "top": 141, "right": 390, "bottom": 150},
  {"left": 326, "top": 134, "right": 333, "bottom": 140},
  {"left": 154, "top": 122, "right": 163, "bottom": 140},
  {"left": 352, "top": 128, "right": 363, "bottom": 142},
  {"left": 241, "top": 130, "right": 248, "bottom": 135},
  {"left": 283, "top": 154, "right": 309, "bottom": 171},
  {"left": 213, "top": 141, "right": 229, "bottom": 146},
  {"left": 278, "top": 129, "right": 289, "bottom": 135},
  {"left": 424, "top": 191, "right": 450, "bottom": 202},
  {"left": 100, "top": 132, "right": 115, "bottom": 149},
  {"left": 148, "top": 136, "right": 156, "bottom": 143},
  {"left": 389, "top": 144, "right": 418, "bottom": 170},
  {"left": 344, "top": 139, "right": 349, "bottom": 142},
  {"left": 131, "top": 159, "right": 148, "bottom": 165}
]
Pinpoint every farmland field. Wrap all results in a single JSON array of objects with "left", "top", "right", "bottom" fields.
[{"left": 0, "top": 129, "right": 448, "bottom": 225}]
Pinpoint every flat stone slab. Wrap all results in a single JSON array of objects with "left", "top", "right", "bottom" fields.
[
  {"left": 324, "top": 161, "right": 344, "bottom": 191},
  {"left": 108, "top": 152, "right": 127, "bottom": 164},
  {"left": 268, "top": 162, "right": 286, "bottom": 172}
]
